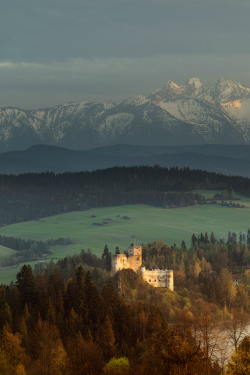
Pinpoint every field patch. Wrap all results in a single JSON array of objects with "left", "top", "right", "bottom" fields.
[
  {"left": 0, "top": 204, "right": 250, "bottom": 257},
  {"left": 192, "top": 189, "right": 250, "bottom": 207},
  {"left": 0, "top": 245, "right": 16, "bottom": 261},
  {"left": 0, "top": 203, "right": 250, "bottom": 284},
  {"left": 0, "top": 261, "right": 38, "bottom": 285}
]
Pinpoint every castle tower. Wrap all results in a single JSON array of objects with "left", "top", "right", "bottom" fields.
[
  {"left": 167, "top": 270, "right": 174, "bottom": 291},
  {"left": 111, "top": 246, "right": 142, "bottom": 277},
  {"left": 138, "top": 265, "right": 146, "bottom": 280},
  {"left": 128, "top": 246, "right": 142, "bottom": 257}
]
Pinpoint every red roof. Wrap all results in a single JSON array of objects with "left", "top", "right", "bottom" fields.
[{"left": 232, "top": 273, "right": 242, "bottom": 279}]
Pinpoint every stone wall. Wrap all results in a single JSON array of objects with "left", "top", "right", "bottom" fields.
[
  {"left": 139, "top": 266, "right": 174, "bottom": 290},
  {"left": 111, "top": 252, "right": 142, "bottom": 277},
  {"left": 111, "top": 246, "right": 174, "bottom": 291}
]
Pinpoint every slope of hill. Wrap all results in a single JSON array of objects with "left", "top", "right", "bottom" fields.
[
  {"left": 0, "top": 144, "right": 250, "bottom": 177},
  {"left": 1, "top": 78, "right": 250, "bottom": 150}
]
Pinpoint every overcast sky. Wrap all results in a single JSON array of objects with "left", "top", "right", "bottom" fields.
[{"left": 1, "top": 0, "right": 250, "bottom": 109}]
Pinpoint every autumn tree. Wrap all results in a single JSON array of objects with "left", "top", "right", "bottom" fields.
[
  {"left": 223, "top": 311, "right": 250, "bottom": 355},
  {"left": 220, "top": 268, "right": 236, "bottom": 309},
  {"left": 16, "top": 265, "right": 38, "bottom": 309},
  {"left": 66, "top": 334, "right": 104, "bottom": 375},
  {"left": 227, "top": 336, "right": 250, "bottom": 374}
]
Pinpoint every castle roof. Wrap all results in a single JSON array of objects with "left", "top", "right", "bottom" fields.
[{"left": 152, "top": 264, "right": 160, "bottom": 270}]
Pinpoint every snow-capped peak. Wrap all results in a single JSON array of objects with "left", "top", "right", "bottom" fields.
[{"left": 186, "top": 77, "right": 202, "bottom": 89}]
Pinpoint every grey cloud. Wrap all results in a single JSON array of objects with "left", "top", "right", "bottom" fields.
[
  {"left": 1, "top": 0, "right": 250, "bottom": 63},
  {"left": 1, "top": 0, "right": 250, "bottom": 109},
  {"left": 1, "top": 53, "right": 250, "bottom": 109}
]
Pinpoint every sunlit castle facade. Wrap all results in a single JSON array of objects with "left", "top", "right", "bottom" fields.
[{"left": 111, "top": 245, "right": 174, "bottom": 291}]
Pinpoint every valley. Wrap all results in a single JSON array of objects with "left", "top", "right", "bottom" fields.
[{"left": 1, "top": 198, "right": 250, "bottom": 284}]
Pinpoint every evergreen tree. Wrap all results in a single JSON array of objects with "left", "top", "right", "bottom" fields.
[
  {"left": 102, "top": 245, "right": 109, "bottom": 259},
  {"left": 204, "top": 232, "right": 209, "bottom": 244},
  {"left": 210, "top": 231, "right": 216, "bottom": 244},
  {"left": 74, "top": 266, "right": 86, "bottom": 317},
  {"left": 191, "top": 234, "right": 197, "bottom": 246},
  {"left": 15, "top": 265, "right": 38, "bottom": 309},
  {"left": 99, "top": 315, "right": 116, "bottom": 360},
  {"left": 200, "top": 233, "right": 205, "bottom": 243},
  {"left": 247, "top": 229, "right": 250, "bottom": 246}
]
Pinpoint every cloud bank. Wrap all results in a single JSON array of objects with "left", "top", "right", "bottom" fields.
[{"left": 1, "top": 0, "right": 250, "bottom": 108}]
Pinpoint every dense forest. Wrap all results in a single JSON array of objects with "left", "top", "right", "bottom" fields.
[
  {"left": 0, "top": 263, "right": 224, "bottom": 375},
  {"left": 0, "top": 165, "right": 250, "bottom": 225},
  {"left": 2, "top": 166, "right": 250, "bottom": 373},
  {"left": 1, "top": 239, "right": 250, "bottom": 374},
  {"left": 1, "top": 229, "right": 250, "bottom": 373}
]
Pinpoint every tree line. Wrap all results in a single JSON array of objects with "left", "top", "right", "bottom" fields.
[
  {"left": 0, "top": 165, "right": 250, "bottom": 225},
  {"left": 0, "top": 236, "right": 51, "bottom": 267},
  {"left": 0, "top": 264, "right": 223, "bottom": 375}
]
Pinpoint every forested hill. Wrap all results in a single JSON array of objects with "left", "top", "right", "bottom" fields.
[{"left": 0, "top": 165, "right": 250, "bottom": 225}]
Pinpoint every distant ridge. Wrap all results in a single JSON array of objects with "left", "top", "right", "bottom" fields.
[
  {"left": 0, "top": 143, "right": 250, "bottom": 177},
  {"left": 1, "top": 78, "right": 250, "bottom": 151}
]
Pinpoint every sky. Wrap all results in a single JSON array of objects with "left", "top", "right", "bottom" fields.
[{"left": 1, "top": 0, "right": 250, "bottom": 109}]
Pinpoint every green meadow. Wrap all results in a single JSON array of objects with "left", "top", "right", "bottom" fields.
[
  {"left": 0, "top": 261, "right": 38, "bottom": 285},
  {"left": 0, "top": 203, "right": 250, "bottom": 256},
  {"left": 0, "top": 245, "right": 17, "bottom": 261},
  {"left": 192, "top": 189, "right": 250, "bottom": 208},
  {"left": 0, "top": 197, "right": 250, "bottom": 284}
]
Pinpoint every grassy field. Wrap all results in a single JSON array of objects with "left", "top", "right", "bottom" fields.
[
  {"left": 0, "top": 261, "right": 38, "bottom": 285},
  {"left": 0, "top": 201, "right": 250, "bottom": 284},
  {"left": 0, "top": 245, "right": 16, "bottom": 261},
  {"left": 192, "top": 189, "right": 250, "bottom": 208}
]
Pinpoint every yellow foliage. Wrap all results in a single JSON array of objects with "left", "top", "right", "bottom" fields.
[
  {"left": 227, "top": 349, "right": 250, "bottom": 374},
  {"left": 15, "top": 363, "right": 26, "bottom": 375}
]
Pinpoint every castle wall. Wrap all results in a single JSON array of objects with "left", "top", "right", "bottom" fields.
[
  {"left": 111, "top": 246, "right": 174, "bottom": 291},
  {"left": 139, "top": 268, "right": 174, "bottom": 290},
  {"left": 111, "top": 253, "right": 142, "bottom": 277}
]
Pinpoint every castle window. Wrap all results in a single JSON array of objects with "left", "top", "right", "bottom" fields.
[
  {"left": 155, "top": 280, "right": 156, "bottom": 282},
  {"left": 149, "top": 279, "right": 151, "bottom": 282}
]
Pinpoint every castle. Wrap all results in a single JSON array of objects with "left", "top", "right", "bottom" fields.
[{"left": 111, "top": 246, "right": 174, "bottom": 291}]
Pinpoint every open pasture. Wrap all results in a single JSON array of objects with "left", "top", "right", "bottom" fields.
[
  {"left": 0, "top": 261, "right": 38, "bottom": 285},
  {"left": 192, "top": 189, "right": 250, "bottom": 207},
  {"left": 0, "top": 203, "right": 250, "bottom": 284},
  {"left": 0, "top": 245, "right": 16, "bottom": 261},
  {"left": 0, "top": 204, "right": 250, "bottom": 259}
]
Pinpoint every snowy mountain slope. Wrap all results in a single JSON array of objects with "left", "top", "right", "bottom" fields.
[{"left": 1, "top": 77, "right": 250, "bottom": 151}]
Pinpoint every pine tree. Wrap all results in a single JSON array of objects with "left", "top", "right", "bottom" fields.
[
  {"left": 100, "top": 315, "right": 116, "bottom": 360},
  {"left": 92, "top": 267, "right": 100, "bottom": 282},
  {"left": 47, "top": 298, "right": 56, "bottom": 324},
  {"left": 56, "top": 289, "right": 65, "bottom": 317},
  {"left": 84, "top": 271, "right": 101, "bottom": 329},
  {"left": 102, "top": 245, "right": 112, "bottom": 271},
  {"left": 0, "top": 303, "right": 13, "bottom": 332},
  {"left": 210, "top": 231, "right": 216, "bottom": 244},
  {"left": 16, "top": 265, "right": 38, "bottom": 309},
  {"left": 38, "top": 288, "right": 50, "bottom": 320},
  {"left": 200, "top": 233, "right": 205, "bottom": 243},
  {"left": 19, "top": 316, "right": 28, "bottom": 348},
  {"left": 102, "top": 245, "right": 109, "bottom": 259},
  {"left": 191, "top": 234, "right": 197, "bottom": 246},
  {"left": 247, "top": 229, "right": 250, "bottom": 246},
  {"left": 75, "top": 266, "right": 86, "bottom": 317}
]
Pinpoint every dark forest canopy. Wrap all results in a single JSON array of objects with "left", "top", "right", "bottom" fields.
[
  {"left": 0, "top": 263, "right": 221, "bottom": 375},
  {"left": 0, "top": 165, "right": 250, "bottom": 225}
]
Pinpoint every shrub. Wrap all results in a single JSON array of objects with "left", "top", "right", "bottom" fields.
[{"left": 103, "top": 357, "right": 130, "bottom": 375}]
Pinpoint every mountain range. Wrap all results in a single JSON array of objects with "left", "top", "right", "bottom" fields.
[
  {"left": 1, "top": 77, "right": 250, "bottom": 151},
  {"left": 1, "top": 143, "right": 250, "bottom": 177}
]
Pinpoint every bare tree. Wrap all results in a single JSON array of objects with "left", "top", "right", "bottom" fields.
[
  {"left": 223, "top": 310, "right": 250, "bottom": 354},
  {"left": 195, "top": 308, "right": 221, "bottom": 375}
]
